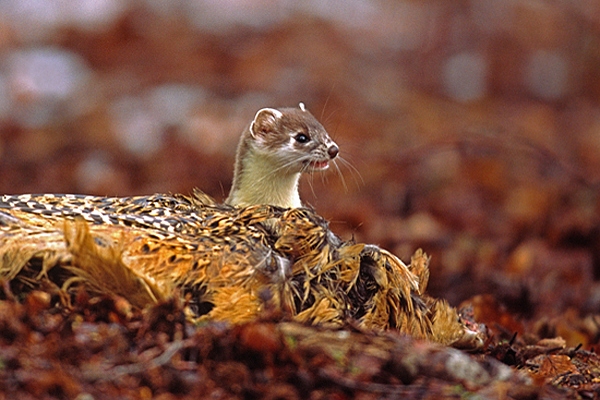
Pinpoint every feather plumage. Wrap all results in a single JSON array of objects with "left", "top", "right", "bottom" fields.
[{"left": 0, "top": 192, "right": 484, "bottom": 348}]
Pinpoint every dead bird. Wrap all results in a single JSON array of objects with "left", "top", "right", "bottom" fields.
[{"left": 0, "top": 192, "right": 483, "bottom": 349}]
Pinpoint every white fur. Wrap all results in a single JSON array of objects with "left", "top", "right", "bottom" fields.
[
  {"left": 257, "top": 107, "right": 282, "bottom": 119},
  {"left": 299, "top": 102, "right": 306, "bottom": 112},
  {"left": 228, "top": 150, "right": 302, "bottom": 208}
]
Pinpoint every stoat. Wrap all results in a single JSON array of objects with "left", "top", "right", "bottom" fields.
[{"left": 226, "top": 103, "right": 339, "bottom": 208}]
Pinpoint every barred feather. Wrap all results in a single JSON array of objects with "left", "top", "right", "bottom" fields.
[{"left": 0, "top": 191, "right": 483, "bottom": 348}]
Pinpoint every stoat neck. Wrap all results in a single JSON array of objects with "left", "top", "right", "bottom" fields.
[{"left": 227, "top": 148, "right": 302, "bottom": 208}]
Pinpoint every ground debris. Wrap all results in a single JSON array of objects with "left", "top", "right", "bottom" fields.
[
  {"left": 1, "top": 264, "right": 599, "bottom": 398},
  {"left": 0, "top": 286, "right": 543, "bottom": 399}
]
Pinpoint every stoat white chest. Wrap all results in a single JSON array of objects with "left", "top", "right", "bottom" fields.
[{"left": 226, "top": 103, "right": 339, "bottom": 208}]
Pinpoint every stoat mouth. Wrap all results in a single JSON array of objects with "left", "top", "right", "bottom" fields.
[{"left": 307, "top": 160, "right": 330, "bottom": 171}]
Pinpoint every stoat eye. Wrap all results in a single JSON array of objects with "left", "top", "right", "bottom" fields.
[{"left": 294, "top": 133, "right": 310, "bottom": 143}]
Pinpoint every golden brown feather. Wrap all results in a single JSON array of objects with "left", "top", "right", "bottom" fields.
[{"left": 0, "top": 192, "right": 484, "bottom": 348}]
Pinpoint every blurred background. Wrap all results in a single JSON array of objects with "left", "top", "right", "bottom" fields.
[{"left": 1, "top": 0, "right": 600, "bottom": 334}]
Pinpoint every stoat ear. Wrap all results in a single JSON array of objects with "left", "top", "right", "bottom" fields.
[{"left": 250, "top": 108, "right": 283, "bottom": 138}]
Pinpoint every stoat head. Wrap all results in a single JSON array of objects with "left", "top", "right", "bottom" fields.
[{"left": 247, "top": 103, "right": 339, "bottom": 174}]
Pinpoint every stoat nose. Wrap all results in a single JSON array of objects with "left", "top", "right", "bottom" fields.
[{"left": 327, "top": 144, "right": 339, "bottom": 159}]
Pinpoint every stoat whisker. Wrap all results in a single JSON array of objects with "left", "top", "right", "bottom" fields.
[
  {"left": 337, "top": 156, "right": 364, "bottom": 187},
  {"left": 301, "top": 159, "right": 320, "bottom": 185},
  {"left": 306, "top": 168, "right": 318, "bottom": 200},
  {"left": 331, "top": 159, "right": 348, "bottom": 193},
  {"left": 248, "top": 159, "right": 298, "bottom": 188},
  {"left": 251, "top": 154, "right": 314, "bottom": 187}
]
